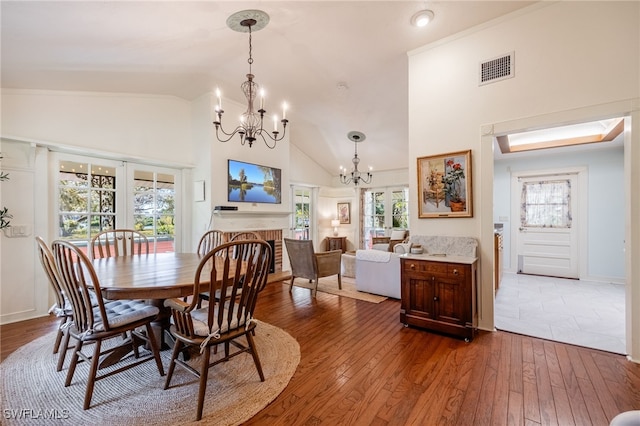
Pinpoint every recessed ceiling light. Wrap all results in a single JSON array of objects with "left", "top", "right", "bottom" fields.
[{"left": 411, "top": 10, "right": 434, "bottom": 28}]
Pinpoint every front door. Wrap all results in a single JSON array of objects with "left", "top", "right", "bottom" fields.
[{"left": 513, "top": 170, "right": 580, "bottom": 279}]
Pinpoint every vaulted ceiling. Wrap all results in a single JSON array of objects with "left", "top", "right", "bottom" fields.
[{"left": 1, "top": 1, "right": 535, "bottom": 174}]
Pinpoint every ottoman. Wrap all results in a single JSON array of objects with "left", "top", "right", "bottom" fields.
[{"left": 341, "top": 251, "right": 356, "bottom": 278}]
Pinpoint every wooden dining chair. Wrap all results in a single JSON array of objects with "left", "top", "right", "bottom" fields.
[
  {"left": 51, "top": 240, "right": 164, "bottom": 410},
  {"left": 35, "top": 236, "right": 73, "bottom": 372},
  {"left": 90, "top": 228, "right": 149, "bottom": 259},
  {"left": 163, "top": 239, "right": 272, "bottom": 421},
  {"left": 229, "top": 231, "right": 262, "bottom": 242},
  {"left": 195, "top": 230, "right": 227, "bottom": 305},
  {"left": 198, "top": 230, "right": 261, "bottom": 305},
  {"left": 197, "top": 229, "right": 226, "bottom": 255}
]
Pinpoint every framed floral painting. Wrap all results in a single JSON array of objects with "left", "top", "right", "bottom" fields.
[
  {"left": 417, "top": 150, "right": 473, "bottom": 218},
  {"left": 337, "top": 202, "right": 351, "bottom": 224}
]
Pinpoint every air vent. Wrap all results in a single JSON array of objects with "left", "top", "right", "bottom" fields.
[{"left": 479, "top": 52, "right": 514, "bottom": 86}]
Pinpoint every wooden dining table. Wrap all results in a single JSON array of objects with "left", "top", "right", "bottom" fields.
[
  {"left": 92, "top": 252, "right": 205, "bottom": 301},
  {"left": 91, "top": 252, "right": 216, "bottom": 349}
]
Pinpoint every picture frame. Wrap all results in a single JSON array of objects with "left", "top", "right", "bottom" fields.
[
  {"left": 337, "top": 202, "right": 351, "bottom": 224},
  {"left": 417, "top": 149, "right": 473, "bottom": 218}
]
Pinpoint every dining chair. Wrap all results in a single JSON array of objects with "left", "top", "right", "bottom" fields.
[
  {"left": 196, "top": 229, "right": 226, "bottom": 255},
  {"left": 284, "top": 238, "right": 342, "bottom": 297},
  {"left": 51, "top": 240, "right": 165, "bottom": 410},
  {"left": 198, "top": 230, "right": 261, "bottom": 306},
  {"left": 195, "top": 230, "right": 226, "bottom": 306},
  {"left": 90, "top": 228, "right": 149, "bottom": 259},
  {"left": 229, "top": 231, "right": 262, "bottom": 242},
  {"left": 163, "top": 239, "right": 272, "bottom": 421},
  {"left": 35, "top": 236, "right": 73, "bottom": 372}
]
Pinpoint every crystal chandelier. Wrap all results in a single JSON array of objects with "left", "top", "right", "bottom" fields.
[
  {"left": 340, "top": 131, "right": 373, "bottom": 186},
  {"left": 214, "top": 10, "right": 288, "bottom": 149}
]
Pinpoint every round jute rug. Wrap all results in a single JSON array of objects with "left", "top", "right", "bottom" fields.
[{"left": 0, "top": 321, "right": 299, "bottom": 425}]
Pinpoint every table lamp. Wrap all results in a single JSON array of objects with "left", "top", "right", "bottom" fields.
[{"left": 331, "top": 219, "right": 340, "bottom": 236}]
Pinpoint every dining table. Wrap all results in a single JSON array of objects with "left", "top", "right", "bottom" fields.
[{"left": 91, "top": 252, "right": 215, "bottom": 349}]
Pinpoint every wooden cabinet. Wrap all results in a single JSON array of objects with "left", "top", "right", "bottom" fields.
[
  {"left": 325, "top": 236, "right": 347, "bottom": 253},
  {"left": 400, "top": 256, "right": 477, "bottom": 341}
]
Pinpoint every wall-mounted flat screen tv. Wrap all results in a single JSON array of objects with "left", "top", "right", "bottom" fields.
[{"left": 227, "top": 159, "right": 282, "bottom": 204}]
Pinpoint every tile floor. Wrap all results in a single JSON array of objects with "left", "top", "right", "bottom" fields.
[{"left": 494, "top": 272, "right": 626, "bottom": 355}]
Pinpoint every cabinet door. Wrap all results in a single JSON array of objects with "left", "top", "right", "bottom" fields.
[
  {"left": 434, "top": 276, "right": 466, "bottom": 326},
  {"left": 405, "top": 274, "right": 436, "bottom": 319}
]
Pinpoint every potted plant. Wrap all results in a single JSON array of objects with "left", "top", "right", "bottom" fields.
[{"left": 442, "top": 159, "right": 466, "bottom": 211}]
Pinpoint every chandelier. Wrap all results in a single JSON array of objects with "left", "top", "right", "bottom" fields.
[
  {"left": 214, "top": 10, "right": 288, "bottom": 149},
  {"left": 339, "top": 131, "right": 373, "bottom": 186}
]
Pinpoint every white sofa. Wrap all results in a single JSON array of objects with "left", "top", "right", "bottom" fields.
[
  {"left": 355, "top": 235, "right": 478, "bottom": 299},
  {"left": 355, "top": 250, "right": 401, "bottom": 299}
]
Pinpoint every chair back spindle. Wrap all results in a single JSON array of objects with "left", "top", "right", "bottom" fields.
[{"left": 91, "top": 229, "right": 149, "bottom": 259}]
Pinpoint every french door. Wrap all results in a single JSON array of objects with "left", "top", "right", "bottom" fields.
[
  {"left": 362, "top": 186, "right": 409, "bottom": 249},
  {"left": 291, "top": 186, "right": 313, "bottom": 240},
  {"left": 56, "top": 155, "right": 124, "bottom": 253},
  {"left": 127, "top": 164, "right": 179, "bottom": 253},
  {"left": 55, "top": 153, "right": 180, "bottom": 253}
]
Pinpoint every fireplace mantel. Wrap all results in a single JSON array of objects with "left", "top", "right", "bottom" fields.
[{"left": 213, "top": 210, "right": 291, "bottom": 217}]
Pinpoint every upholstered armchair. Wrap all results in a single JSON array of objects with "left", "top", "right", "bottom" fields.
[
  {"left": 371, "top": 229, "right": 409, "bottom": 252},
  {"left": 284, "top": 238, "right": 342, "bottom": 297}
]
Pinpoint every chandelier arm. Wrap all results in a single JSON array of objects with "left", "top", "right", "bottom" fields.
[{"left": 215, "top": 125, "right": 249, "bottom": 144}]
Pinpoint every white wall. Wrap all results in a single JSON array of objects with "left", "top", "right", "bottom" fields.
[
  {"left": 494, "top": 146, "right": 625, "bottom": 281},
  {"left": 0, "top": 140, "right": 46, "bottom": 323},
  {"left": 408, "top": 1, "right": 639, "bottom": 360},
  {"left": 0, "top": 89, "right": 193, "bottom": 165},
  {"left": 0, "top": 89, "right": 195, "bottom": 323}
]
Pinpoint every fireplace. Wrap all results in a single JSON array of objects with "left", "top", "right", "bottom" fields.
[{"left": 223, "top": 229, "right": 283, "bottom": 273}]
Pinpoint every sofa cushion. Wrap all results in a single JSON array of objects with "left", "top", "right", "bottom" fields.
[
  {"left": 356, "top": 249, "right": 391, "bottom": 263},
  {"left": 390, "top": 230, "right": 407, "bottom": 240}
]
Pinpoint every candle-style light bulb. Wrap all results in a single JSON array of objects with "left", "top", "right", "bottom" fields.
[
  {"left": 260, "top": 89, "right": 265, "bottom": 110},
  {"left": 273, "top": 115, "right": 278, "bottom": 131},
  {"left": 282, "top": 102, "right": 287, "bottom": 120},
  {"left": 216, "top": 88, "right": 222, "bottom": 110}
]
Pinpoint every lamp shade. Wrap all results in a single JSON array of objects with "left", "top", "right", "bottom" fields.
[{"left": 331, "top": 219, "right": 340, "bottom": 227}]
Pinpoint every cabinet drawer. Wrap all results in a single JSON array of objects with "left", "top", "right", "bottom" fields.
[
  {"left": 403, "top": 260, "right": 467, "bottom": 277},
  {"left": 403, "top": 260, "right": 447, "bottom": 274},
  {"left": 447, "top": 264, "right": 466, "bottom": 278}
]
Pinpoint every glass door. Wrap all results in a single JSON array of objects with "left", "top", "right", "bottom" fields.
[
  {"left": 291, "top": 186, "right": 312, "bottom": 240},
  {"left": 128, "top": 165, "right": 179, "bottom": 253},
  {"left": 55, "top": 153, "right": 181, "bottom": 254},
  {"left": 56, "top": 155, "right": 124, "bottom": 254},
  {"left": 362, "top": 187, "right": 409, "bottom": 248}
]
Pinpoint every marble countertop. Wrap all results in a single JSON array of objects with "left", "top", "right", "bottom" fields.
[{"left": 399, "top": 253, "right": 478, "bottom": 265}]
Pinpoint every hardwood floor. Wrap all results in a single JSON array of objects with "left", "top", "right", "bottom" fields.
[{"left": 2, "top": 281, "right": 639, "bottom": 425}]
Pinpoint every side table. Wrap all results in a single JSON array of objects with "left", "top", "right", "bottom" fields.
[{"left": 325, "top": 236, "right": 347, "bottom": 253}]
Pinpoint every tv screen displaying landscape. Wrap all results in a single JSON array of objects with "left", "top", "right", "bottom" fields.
[{"left": 227, "top": 159, "right": 282, "bottom": 204}]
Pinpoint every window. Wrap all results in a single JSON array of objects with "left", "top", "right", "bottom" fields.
[{"left": 520, "top": 180, "right": 571, "bottom": 228}]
